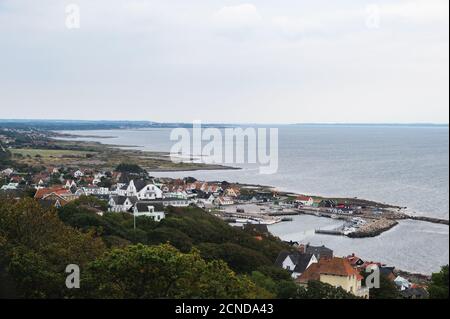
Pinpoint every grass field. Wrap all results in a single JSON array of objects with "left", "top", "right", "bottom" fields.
[{"left": 11, "top": 148, "right": 96, "bottom": 158}]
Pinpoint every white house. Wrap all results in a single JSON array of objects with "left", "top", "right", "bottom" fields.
[
  {"left": 157, "top": 198, "right": 190, "bottom": 207},
  {"left": 201, "top": 194, "right": 216, "bottom": 204},
  {"left": 93, "top": 173, "right": 106, "bottom": 185},
  {"left": 394, "top": 276, "right": 412, "bottom": 291},
  {"left": 64, "top": 180, "right": 77, "bottom": 189},
  {"left": 295, "top": 195, "right": 314, "bottom": 207},
  {"left": 275, "top": 251, "right": 318, "bottom": 279},
  {"left": 1, "top": 183, "right": 19, "bottom": 191},
  {"left": 133, "top": 202, "right": 166, "bottom": 222},
  {"left": 0, "top": 168, "right": 14, "bottom": 177},
  {"left": 73, "top": 170, "right": 84, "bottom": 178},
  {"left": 164, "top": 191, "right": 188, "bottom": 200},
  {"left": 125, "top": 180, "right": 163, "bottom": 200},
  {"left": 108, "top": 196, "right": 138, "bottom": 212},
  {"left": 82, "top": 186, "right": 110, "bottom": 196},
  {"left": 214, "top": 196, "right": 234, "bottom": 206},
  {"left": 137, "top": 183, "right": 163, "bottom": 200}
]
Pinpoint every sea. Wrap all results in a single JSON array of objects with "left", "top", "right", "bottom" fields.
[{"left": 58, "top": 125, "right": 449, "bottom": 274}]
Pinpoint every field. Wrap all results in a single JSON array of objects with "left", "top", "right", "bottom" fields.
[
  {"left": 10, "top": 140, "right": 234, "bottom": 172},
  {"left": 10, "top": 148, "right": 99, "bottom": 167}
]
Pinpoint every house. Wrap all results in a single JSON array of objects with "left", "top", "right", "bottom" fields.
[
  {"left": 319, "top": 199, "right": 337, "bottom": 208},
  {"left": 73, "top": 170, "right": 84, "bottom": 178},
  {"left": 225, "top": 187, "right": 240, "bottom": 198},
  {"left": 379, "top": 266, "right": 396, "bottom": 281},
  {"left": 214, "top": 196, "right": 234, "bottom": 206},
  {"left": 108, "top": 196, "right": 138, "bottom": 212},
  {"left": 124, "top": 180, "right": 163, "bottom": 200},
  {"left": 10, "top": 175, "right": 24, "bottom": 184},
  {"left": 0, "top": 183, "right": 19, "bottom": 191},
  {"left": 207, "top": 185, "right": 223, "bottom": 195},
  {"left": 275, "top": 251, "right": 318, "bottom": 279},
  {"left": 196, "top": 193, "right": 216, "bottom": 208},
  {"left": 297, "top": 257, "right": 369, "bottom": 298},
  {"left": 299, "top": 244, "right": 334, "bottom": 260},
  {"left": 34, "top": 187, "right": 79, "bottom": 202},
  {"left": 64, "top": 180, "right": 77, "bottom": 189},
  {"left": 295, "top": 195, "right": 314, "bottom": 207},
  {"left": 0, "top": 168, "right": 14, "bottom": 177},
  {"left": 38, "top": 195, "right": 69, "bottom": 209},
  {"left": 93, "top": 172, "right": 106, "bottom": 185},
  {"left": 82, "top": 186, "right": 110, "bottom": 196},
  {"left": 133, "top": 202, "right": 166, "bottom": 222},
  {"left": 160, "top": 198, "right": 190, "bottom": 207},
  {"left": 164, "top": 191, "right": 188, "bottom": 200},
  {"left": 346, "top": 254, "right": 365, "bottom": 268},
  {"left": 394, "top": 276, "right": 411, "bottom": 291}
]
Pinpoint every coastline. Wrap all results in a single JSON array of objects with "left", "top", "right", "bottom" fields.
[
  {"left": 4, "top": 126, "right": 448, "bottom": 278},
  {"left": 54, "top": 129, "right": 449, "bottom": 229}
]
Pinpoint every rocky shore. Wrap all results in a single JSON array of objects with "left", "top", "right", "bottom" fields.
[{"left": 347, "top": 219, "right": 399, "bottom": 238}]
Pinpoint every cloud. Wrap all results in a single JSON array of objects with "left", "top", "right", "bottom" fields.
[
  {"left": 0, "top": 0, "right": 448, "bottom": 123},
  {"left": 380, "top": 0, "right": 449, "bottom": 23},
  {"left": 271, "top": 16, "right": 324, "bottom": 37},
  {"left": 212, "top": 4, "right": 262, "bottom": 29}
]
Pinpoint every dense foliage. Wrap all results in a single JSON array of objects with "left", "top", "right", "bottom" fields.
[
  {"left": 0, "top": 148, "right": 12, "bottom": 169},
  {"left": 428, "top": 265, "right": 449, "bottom": 299},
  {"left": 115, "top": 163, "right": 145, "bottom": 174},
  {"left": 0, "top": 198, "right": 105, "bottom": 298},
  {"left": 0, "top": 198, "right": 271, "bottom": 298},
  {"left": 361, "top": 272, "right": 401, "bottom": 299},
  {"left": 296, "top": 281, "right": 357, "bottom": 299},
  {"left": 81, "top": 244, "right": 270, "bottom": 299}
]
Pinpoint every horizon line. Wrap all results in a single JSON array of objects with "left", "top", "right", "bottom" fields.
[{"left": 0, "top": 118, "right": 449, "bottom": 126}]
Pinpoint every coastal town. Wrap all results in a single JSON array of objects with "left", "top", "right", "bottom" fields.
[{"left": 1, "top": 125, "right": 447, "bottom": 299}]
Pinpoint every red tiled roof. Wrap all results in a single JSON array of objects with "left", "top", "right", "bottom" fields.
[
  {"left": 34, "top": 187, "right": 71, "bottom": 199},
  {"left": 298, "top": 257, "right": 363, "bottom": 283},
  {"left": 296, "top": 195, "right": 312, "bottom": 201}
]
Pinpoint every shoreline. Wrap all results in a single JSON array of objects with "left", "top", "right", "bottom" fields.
[{"left": 51, "top": 130, "right": 450, "bottom": 229}]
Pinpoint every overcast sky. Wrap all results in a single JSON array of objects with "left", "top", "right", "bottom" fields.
[{"left": 0, "top": 0, "right": 448, "bottom": 124}]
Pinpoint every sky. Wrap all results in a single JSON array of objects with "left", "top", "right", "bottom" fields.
[{"left": 0, "top": 0, "right": 448, "bottom": 124}]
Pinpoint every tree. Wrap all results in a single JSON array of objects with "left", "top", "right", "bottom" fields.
[
  {"left": 0, "top": 198, "right": 105, "bottom": 298},
  {"left": 115, "top": 163, "right": 145, "bottom": 174},
  {"left": 0, "top": 147, "right": 12, "bottom": 169},
  {"left": 198, "top": 242, "right": 272, "bottom": 274},
  {"left": 297, "top": 281, "right": 357, "bottom": 299},
  {"left": 429, "top": 265, "right": 449, "bottom": 299},
  {"left": 361, "top": 271, "right": 400, "bottom": 299},
  {"left": 82, "top": 244, "right": 270, "bottom": 299},
  {"left": 71, "top": 195, "right": 109, "bottom": 212}
]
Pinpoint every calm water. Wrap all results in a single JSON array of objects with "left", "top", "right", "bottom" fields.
[{"left": 59, "top": 125, "right": 449, "bottom": 274}]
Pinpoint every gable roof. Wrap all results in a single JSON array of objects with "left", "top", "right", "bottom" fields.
[
  {"left": 126, "top": 196, "right": 139, "bottom": 204},
  {"left": 298, "top": 257, "right": 363, "bottom": 283},
  {"left": 135, "top": 202, "right": 152, "bottom": 213},
  {"left": 275, "top": 251, "right": 291, "bottom": 267},
  {"left": 275, "top": 251, "right": 315, "bottom": 274},
  {"left": 305, "top": 245, "right": 333, "bottom": 259},
  {"left": 296, "top": 195, "right": 313, "bottom": 201},
  {"left": 133, "top": 180, "right": 148, "bottom": 192},
  {"left": 291, "top": 253, "right": 315, "bottom": 273},
  {"left": 34, "top": 187, "right": 71, "bottom": 200},
  {"left": 110, "top": 196, "right": 138, "bottom": 205},
  {"left": 110, "top": 195, "right": 125, "bottom": 205}
]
